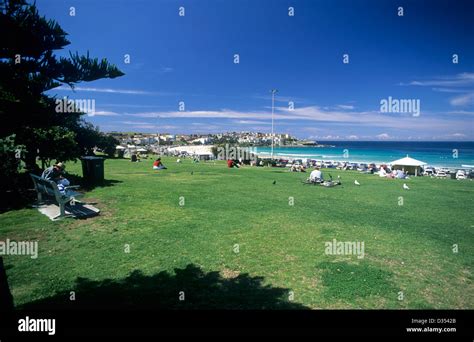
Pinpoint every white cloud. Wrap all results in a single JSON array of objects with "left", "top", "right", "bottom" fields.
[
  {"left": 432, "top": 88, "right": 470, "bottom": 93},
  {"left": 450, "top": 92, "right": 474, "bottom": 106},
  {"left": 131, "top": 125, "right": 158, "bottom": 129},
  {"left": 101, "top": 103, "right": 163, "bottom": 108},
  {"left": 253, "top": 94, "right": 306, "bottom": 104},
  {"left": 376, "top": 133, "right": 390, "bottom": 140},
  {"left": 54, "top": 86, "right": 176, "bottom": 96},
  {"left": 124, "top": 105, "right": 469, "bottom": 133},
  {"left": 402, "top": 73, "right": 474, "bottom": 109},
  {"left": 93, "top": 111, "right": 119, "bottom": 116},
  {"left": 405, "top": 72, "right": 474, "bottom": 87},
  {"left": 233, "top": 120, "right": 270, "bottom": 125},
  {"left": 337, "top": 105, "right": 355, "bottom": 110},
  {"left": 118, "top": 121, "right": 178, "bottom": 130},
  {"left": 447, "top": 110, "right": 474, "bottom": 115},
  {"left": 120, "top": 121, "right": 154, "bottom": 125}
]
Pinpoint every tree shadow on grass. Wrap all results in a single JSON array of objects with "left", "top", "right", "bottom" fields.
[
  {"left": 0, "top": 257, "right": 14, "bottom": 313},
  {"left": 65, "top": 174, "right": 122, "bottom": 191},
  {"left": 19, "top": 264, "right": 308, "bottom": 310}
]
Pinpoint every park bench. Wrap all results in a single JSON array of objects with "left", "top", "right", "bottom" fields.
[{"left": 30, "top": 174, "right": 83, "bottom": 219}]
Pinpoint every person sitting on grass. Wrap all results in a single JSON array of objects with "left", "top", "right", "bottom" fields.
[
  {"left": 309, "top": 166, "right": 323, "bottom": 183},
  {"left": 153, "top": 158, "right": 167, "bottom": 170},
  {"left": 395, "top": 169, "right": 406, "bottom": 179},
  {"left": 227, "top": 159, "right": 239, "bottom": 168}
]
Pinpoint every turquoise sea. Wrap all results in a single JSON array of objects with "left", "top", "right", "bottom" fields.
[{"left": 255, "top": 141, "right": 474, "bottom": 168}]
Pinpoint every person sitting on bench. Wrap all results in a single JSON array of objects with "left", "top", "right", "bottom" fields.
[
  {"left": 56, "top": 178, "right": 71, "bottom": 195},
  {"left": 41, "top": 162, "right": 65, "bottom": 182},
  {"left": 41, "top": 162, "right": 73, "bottom": 194}
]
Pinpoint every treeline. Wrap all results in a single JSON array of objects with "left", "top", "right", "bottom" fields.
[{"left": 0, "top": 0, "right": 124, "bottom": 192}]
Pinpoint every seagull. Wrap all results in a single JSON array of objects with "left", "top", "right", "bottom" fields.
[
  {"left": 403, "top": 183, "right": 410, "bottom": 190},
  {"left": 354, "top": 180, "right": 360, "bottom": 186}
]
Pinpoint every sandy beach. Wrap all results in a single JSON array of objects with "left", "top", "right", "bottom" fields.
[{"left": 168, "top": 145, "right": 214, "bottom": 155}]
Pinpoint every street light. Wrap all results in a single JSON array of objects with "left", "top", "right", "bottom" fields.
[
  {"left": 156, "top": 115, "right": 160, "bottom": 154},
  {"left": 270, "top": 89, "right": 278, "bottom": 159}
]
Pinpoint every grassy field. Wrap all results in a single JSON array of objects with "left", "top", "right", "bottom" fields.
[{"left": 1, "top": 156, "right": 473, "bottom": 309}]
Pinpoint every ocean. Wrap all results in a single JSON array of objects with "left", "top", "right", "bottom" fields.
[{"left": 254, "top": 141, "right": 474, "bottom": 168}]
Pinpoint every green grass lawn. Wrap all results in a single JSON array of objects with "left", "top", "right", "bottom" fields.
[{"left": 1, "top": 156, "right": 473, "bottom": 309}]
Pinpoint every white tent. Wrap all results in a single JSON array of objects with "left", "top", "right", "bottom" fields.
[
  {"left": 389, "top": 155, "right": 427, "bottom": 176},
  {"left": 115, "top": 145, "right": 126, "bottom": 150},
  {"left": 136, "top": 148, "right": 148, "bottom": 152}
]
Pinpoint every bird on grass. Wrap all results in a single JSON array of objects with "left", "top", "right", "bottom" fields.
[
  {"left": 403, "top": 183, "right": 410, "bottom": 190},
  {"left": 272, "top": 180, "right": 276, "bottom": 185},
  {"left": 191, "top": 171, "right": 194, "bottom": 175},
  {"left": 354, "top": 180, "right": 360, "bottom": 186}
]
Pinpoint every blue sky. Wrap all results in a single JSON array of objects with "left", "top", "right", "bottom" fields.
[{"left": 39, "top": 0, "right": 474, "bottom": 140}]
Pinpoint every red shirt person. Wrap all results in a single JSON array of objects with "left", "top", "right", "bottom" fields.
[{"left": 153, "top": 158, "right": 166, "bottom": 170}]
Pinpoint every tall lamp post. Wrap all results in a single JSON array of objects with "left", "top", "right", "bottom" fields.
[
  {"left": 270, "top": 89, "right": 278, "bottom": 159},
  {"left": 156, "top": 115, "right": 160, "bottom": 155}
]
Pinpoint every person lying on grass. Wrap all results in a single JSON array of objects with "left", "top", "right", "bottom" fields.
[{"left": 290, "top": 164, "right": 306, "bottom": 172}]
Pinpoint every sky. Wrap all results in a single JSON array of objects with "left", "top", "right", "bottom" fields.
[{"left": 38, "top": 0, "right": 474, "bottom": 141}]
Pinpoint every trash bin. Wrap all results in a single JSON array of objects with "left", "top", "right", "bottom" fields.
[{"left": 81, "top": 156, "right": 104, "bottom": 185}]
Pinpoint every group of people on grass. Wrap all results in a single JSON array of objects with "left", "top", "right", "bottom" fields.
[
  {"left": 40, "top": 158, "right": 406, "bottom": 191},
  {"left": 378, "top": 165, "right": 407, "bottom": 179}
]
